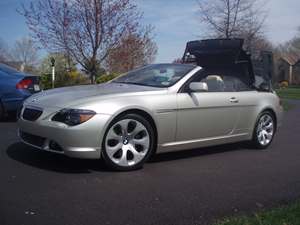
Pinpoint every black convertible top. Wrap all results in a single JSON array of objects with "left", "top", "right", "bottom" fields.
[{"left": 182, "top": 39, "right": 255, "bottom": 84}]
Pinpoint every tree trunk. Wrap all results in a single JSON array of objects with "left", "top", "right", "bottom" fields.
[{"left": 89, "top": 71, "right": 96, "bottom": 84}]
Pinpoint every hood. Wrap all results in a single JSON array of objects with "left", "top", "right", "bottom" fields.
[{"left": 25, "top": 82, "right": 164, "bottom": 108}]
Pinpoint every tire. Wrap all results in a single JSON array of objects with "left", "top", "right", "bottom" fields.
[
  {"left": 251, "top": 111, "right": 276, "bottom": 149},
  {"left": 101, "top": 114, "right": 155, "bottom": 171}
]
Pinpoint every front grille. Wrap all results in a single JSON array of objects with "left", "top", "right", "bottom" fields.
[
  {"left": 22, "top": 107, "right": 43, "bottom": 121},
  {"left": 20, "top": 131, "right": 46, "bottom": 148}
]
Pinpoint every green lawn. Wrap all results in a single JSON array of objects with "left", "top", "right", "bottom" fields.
[
  {"left": 214, "top": 201, "right": 300, "bottom": 225},
  {"left": 276, "top": 87, "right": 300, "bottom": 100}
]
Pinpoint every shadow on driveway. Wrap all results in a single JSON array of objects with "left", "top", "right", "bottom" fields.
[
  {"left": 7, "top": 141, "right": 251, "bottom": 174},
  {"left": 150, "top": 142, "right": 250, "bottom": 163},
  {"left": 0, "top": 114, "right": 17, "bottom": 123},
  {"left": 6, "top": 142, "right": 108, "bottom": 174}
]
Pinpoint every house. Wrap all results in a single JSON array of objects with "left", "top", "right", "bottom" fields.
[{"left": 277, "top": 55, "right": 300, "bottom": 85}]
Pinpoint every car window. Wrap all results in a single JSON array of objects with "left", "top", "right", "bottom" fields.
[
  {"left": 201, "top": 75, "right": 225, "bottom": 92},
  {"left": 200, "top": 74, "right": 251, "bottom": 92},
  {"left": 233, "top": 76, "right": 252, "bottom": 91},
  {"left": 185, "top": 67, "right": 252, "bottom": 92}
]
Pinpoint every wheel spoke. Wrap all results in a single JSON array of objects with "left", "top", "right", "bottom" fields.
[
  {"left": 107, "top": 129, "right": 122, "bottom": 142},
  {"left": 265, "top": 122, "right": 273, "bottom": 129},
  {"left": 130, "top": 122, "right": 145, "bottom": 136},
  {"left": 262, "top": 133, "right": 267, "bottom": 145},
  {"left": 130, "top": 147, "right": 146, "bottom": 163},
  {"left": 118, "top": 120, "right": 129, "bottom": 135},
  {"left": 106, "top": 143, "right": 122, "bottom": 158},
  {"left": 266, "top": 132, "right": 273, "bottom": 140},
  {"left": 118, "top": 149, "right": 129, "bottom": 166},
  {"left": 133, "top": 137, "right": 149, "bottom": 149},
  {"left": 258, "top": 132, "right": 263, "bottom": 142}
]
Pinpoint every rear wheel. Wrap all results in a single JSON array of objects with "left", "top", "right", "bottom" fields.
[
  {"left": 101, "top": 114, "right": 155, "bottom": 171},
  {"left": 251, "top": 111, "right": 276, "bottom": 149}
]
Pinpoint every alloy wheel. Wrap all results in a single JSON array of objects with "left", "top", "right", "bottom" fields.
[
  {"left": 105, "top": 119, "right": 150, "bottom": 167},
  {"left": 256, "top": 114, "right": 274, "bottom": 146}
]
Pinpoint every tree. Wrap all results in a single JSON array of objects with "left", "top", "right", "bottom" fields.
[
  {"left": 39, "top": 53, "right": 88, "bottom": 89},
  {"left": 20, "top": 0, "right": 148, "bottom": 83},
  {"left": 106, "top": 26, "right": 157, "bottom": 73},
  {"left": 82, "top": 59, "right": 106, "bottom": 79},
  {"left": 197, "top": 0, "right": 268, "bottom": 53},
  {"left": 280, "top": 32, "right": 300, "bottom": 58},
  {"left": 11, "top": 37, "right": 39, "bottom": 72},
  {"left": 0, "top": 39, "right": 10, "bottom": 62}
]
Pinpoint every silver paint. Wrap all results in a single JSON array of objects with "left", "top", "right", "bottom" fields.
[{"left": 18, "top": 65, "right": 283, "bottom": 159}]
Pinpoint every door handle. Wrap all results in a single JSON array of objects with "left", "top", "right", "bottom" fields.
[{"left": 230, "top": 97, "right": 239, "bottom": 103}]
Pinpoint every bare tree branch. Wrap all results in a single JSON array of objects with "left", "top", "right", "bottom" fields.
[
  {"left": 19, "top": 0, "right": 149, "bottom": 83},
  {"left": 10, "top": 37, "right": 39, "bottom": 69},
  {"left": 197, "top": 0, "right": 269, "bottom": 54}
]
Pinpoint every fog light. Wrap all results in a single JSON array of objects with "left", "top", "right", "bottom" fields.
[{"left": 49, "top": 140, "right": 63, "bottom": 152}]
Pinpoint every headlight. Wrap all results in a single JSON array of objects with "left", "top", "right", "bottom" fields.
[{"left": 52, "top": 109, "right": 96, "bottom": 126}]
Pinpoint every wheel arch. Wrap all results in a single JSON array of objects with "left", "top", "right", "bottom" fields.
[{"left": 259, "top": 107, "right": 277, "bottom": 131}]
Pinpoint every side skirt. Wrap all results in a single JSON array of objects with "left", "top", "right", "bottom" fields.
[{"left": 157, "top": 133, "right": 251, "bottom": 153}]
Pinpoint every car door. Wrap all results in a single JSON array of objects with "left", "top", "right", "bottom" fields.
[
  {"left": 228, "top": 75, "right": 258, "bottom": 135},
  {"left": 176, "top": 70, "right": 241, "bottom": 143}
]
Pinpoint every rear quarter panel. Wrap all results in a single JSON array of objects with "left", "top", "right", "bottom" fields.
[
  {"left": 235, "top": 91, "right": 283, "bottom": 139},
  {"left": 0, "top": 72, "right": 24, "bottom": 110}
]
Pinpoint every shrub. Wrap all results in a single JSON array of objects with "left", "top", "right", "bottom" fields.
[
  {"left": 279, "top": 80, "right": 289, "bottom": 89},
  {"left": 40, "top": 70, "right": 89, "bottom": 90}
]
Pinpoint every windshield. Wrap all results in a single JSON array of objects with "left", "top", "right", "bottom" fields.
[{"left": 113, "top": 64, "right": 196, "bottom": 88}]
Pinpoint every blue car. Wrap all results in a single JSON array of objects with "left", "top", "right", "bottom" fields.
[{"left": 0, "top": 63, "right": 40, "bottom": 119}]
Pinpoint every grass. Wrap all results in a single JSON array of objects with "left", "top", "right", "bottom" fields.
[
  {"left": 214, "top": 201, "right": 300, "bottom": 225},
  {"left": 276, "top": 87, "right": 300, "bottom": 100},
  {"left": 275, "top": 87, "right": 300, "bottom": 111}
]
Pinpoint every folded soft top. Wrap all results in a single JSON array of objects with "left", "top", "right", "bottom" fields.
[{"left": 182, "top": 39, "right": 255, "bottom": 84}]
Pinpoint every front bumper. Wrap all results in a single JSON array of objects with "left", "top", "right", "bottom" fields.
[{"left": 18, "top": 113, "right": 112, "bottom": 159}]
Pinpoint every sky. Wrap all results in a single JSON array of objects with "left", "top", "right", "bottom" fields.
[{"left": 0, "top": 0, "right": 299, "bottom": 63}]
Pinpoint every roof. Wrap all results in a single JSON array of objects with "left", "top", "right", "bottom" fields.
[{"left": 280, "top": 54, "right": 300, "bottom": 66}]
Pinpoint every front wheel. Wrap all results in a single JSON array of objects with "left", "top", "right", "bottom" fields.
[
  {"left": 101, "top": 114, "right": 155, "bottom": 171},
  {"left": 251, "top": 111, "right": 276, "bottom": 149}
]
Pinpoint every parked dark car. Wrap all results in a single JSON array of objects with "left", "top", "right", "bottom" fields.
[{"left": 0, "top": 63, "right": 40, "bottom": 119}]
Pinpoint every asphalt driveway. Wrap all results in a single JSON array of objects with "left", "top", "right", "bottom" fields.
[{"left": 0, "top": 100, "right": 300, "bottom": 225}]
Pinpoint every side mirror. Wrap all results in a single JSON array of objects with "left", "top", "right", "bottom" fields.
[
  {"left": 259, "top": 82, "right": 270, "bottom": 92},
  {"left": 189, "top": 82, "right": 208, "bottom": 92}
]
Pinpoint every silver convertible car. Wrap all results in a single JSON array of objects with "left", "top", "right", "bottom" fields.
[{"left": 18, "top": 39, "right": 283, "bottom": 170}]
